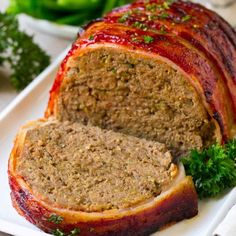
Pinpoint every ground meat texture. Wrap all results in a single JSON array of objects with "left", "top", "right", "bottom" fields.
[
  {"left": 57, "top": 47, "right": 216, "bottom": 157},
  {"left": 17, "top": 121, "right": 177, "bottom": 212}
]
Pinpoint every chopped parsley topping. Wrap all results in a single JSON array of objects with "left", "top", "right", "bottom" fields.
[
  {"left": 148, "top": 14, "right": 157, "bottom": 21},
  {"left": 143, "top": 35, "right": 154, "bottom": 44},
  {"left": 146, "top": 1, "right": 175, "bottom": 12},
  {"left": 89, "top": 35, "right": 94, "bottom": 40},
  {"left": 159, "top": 25, "right": 167, "bottom": 34},
  {"left": 118, "top": 11, "right": 131, "bottom": 23},
  {"left": 146, "top": 3, "right": 158, "bottom": 12},
  {"left": 158, "top": 12, "right": 169, "bottom": 19},
  {"left": 131, "top": 37, "right": 140, "bottom": 42},
  {"left": 181, "top": 15, "right": 192, "bottom": 22},
  {"left": 48, "top": 214, "right": 63, "bottom": 224},
  {"left": 132, "top": 9, "right": 141, "bottom": 15},
  {"left": 111, "top": 68, "right": 117, "bottom": 73},
  {"left": 53, "top": 229, "right": 65, "bottom": 236},
  {"left": 68, "top": 228, "right": 81, "bottom": 236},
  {"left": 132, "top": 21, "right": 148, "bottom": 30},
  {"left": 53, "top": 228, "right": 81, "bottom": 236},
  {"left": 166, "top": 0, "right": 176, "bottom": 4},
  {"left": 131, "top": 37, "right": 138, "bottom": 42},
  {"left": 162, "top": 0, "right": 175, "bottom": 10},
  {"left": 162, "top": 1, "right": 171, "bottom": 10}
]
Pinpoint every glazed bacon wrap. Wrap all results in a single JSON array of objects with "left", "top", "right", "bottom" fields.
[{"left": 46, "top": 0, "right": 236, "bottom": 143}]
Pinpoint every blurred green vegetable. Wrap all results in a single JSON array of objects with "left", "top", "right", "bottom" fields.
[
  {"left": 57, "top": 0, "right": 101, "bottom": 10},
  {"left": 0, "top": 12, "right": 50, "bottom": 90},
  {"left": 7, "top": 0, "right": 133, "bottom": 26}
]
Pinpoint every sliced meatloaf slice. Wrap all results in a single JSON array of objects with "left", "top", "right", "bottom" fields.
[{"left": 8, "top": 119, "right": 197, "bottom": 236}]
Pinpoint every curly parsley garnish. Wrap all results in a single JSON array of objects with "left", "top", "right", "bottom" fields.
[
  {"left": 0, "top": 12, "right": 50, "bottom": 91},
  {"left": 225, "top": 139, "right": 236, "bottom": 161},
  {"left": 181, "top": 141, "right": 236, "bottom": 199}
]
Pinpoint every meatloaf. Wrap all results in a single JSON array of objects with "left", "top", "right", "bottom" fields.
[
  {"left": 9, "top": 0, "right": 236, "bottom": 235},
  {"left": 9, "top": 119, "right": 197, "bottom": 235},
  {"left": 46, "top": 0, "right": 236, "bottom": 156}
]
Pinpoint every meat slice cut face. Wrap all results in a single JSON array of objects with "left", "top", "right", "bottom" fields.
[
  {"left": 55, "top": 46, "right": 216, "bottom": 156},
  {"left": 16, "top": 120, "right": 176, "bottom": 212},
  {"left": 8, "top": 119, "right": 198, "bottom": 235}
]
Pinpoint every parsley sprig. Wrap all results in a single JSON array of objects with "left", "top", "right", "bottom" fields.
[
  {"left": 143, "top": 35, "right": 154, "bottom": 44},
  {"left": 48, "top": 214, "right": 63, "bottom": 224},
  {"left": 0, "top": 12, "right": 50, "bottom": 91},
  {"left": 53, "top": 228, "right": 81, "bottom": 236},
  {"left": 181, "top": 140, "right": 236, "bottom": 199},
  {"left": 53, "top": 229, "right": 65, "bottom": 236}
]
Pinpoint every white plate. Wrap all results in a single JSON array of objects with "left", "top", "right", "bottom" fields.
[
  {"left": 20, "top": 14, "right": 82, "bottom": 40},
  {"left": 0, "top": 48, "right": 236, "bottom": 236}
]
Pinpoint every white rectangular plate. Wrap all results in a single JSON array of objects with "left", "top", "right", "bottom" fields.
[{"left": 0, "top": 48, "right": 236, "bottom": 236}]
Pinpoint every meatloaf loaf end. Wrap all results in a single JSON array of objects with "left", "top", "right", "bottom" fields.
[{"left": 9, "top": 119, "right": 198, "bottom": 235}]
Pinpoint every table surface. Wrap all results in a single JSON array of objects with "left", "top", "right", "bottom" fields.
[{"left": 0, "top": 0, "right": 236, "bottom": 236}]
